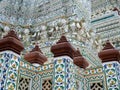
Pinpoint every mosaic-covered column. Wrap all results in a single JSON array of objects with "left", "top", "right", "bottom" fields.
[
  {"left": 0, "top": 30, "right": 24, "bottom": 90},
  {"left": 99, "top": 41, "right": 120, "bottom": 90},
  {"left": 24, "top": 45, "right": 47, "bottom": 90},
  {"left": 51, "top": 35, "right": 82, "bottom": 90},
  {"left": 53, "top": 56, "right": 75, "bottom": 90}
]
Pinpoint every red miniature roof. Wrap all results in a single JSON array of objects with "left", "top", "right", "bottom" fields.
[
  {"left": 0, "top": 30, "right": 24, "bottom": 54},
  {"left": 98, "top": 40, "right": 120, "bottom": 62},
  {"left": 24, "top": 45, "right": 47, "bottom": 65},
  {"left": 51, "top": 35, "right": 76, "bottom": 59},
  {"left": 73, "top": 49, "right": 89, "bottom": 69}
]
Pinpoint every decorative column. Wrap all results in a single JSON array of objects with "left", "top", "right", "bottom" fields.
[
  {"left": 24, "top": 45, "right": 47, "bottom": 90},
  {"left": 98, "top": 40, "right": 120, "bottom": 90},
  {"left": 51, "top": 35, "right": 75, "bottom": 90},
  {"left": 0, "top": 30, "right": 24, "bottom": 90},
  {"left": 51, "top": 35, "right": 87, "bottom": 90}
]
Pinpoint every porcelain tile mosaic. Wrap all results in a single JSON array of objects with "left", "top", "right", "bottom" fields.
[
  {"left": 0, "top": 29, "right": 120, "bottom": 90},
  {"left": 103, "top": 61, "right": 120, "bottom": 90},
  {"left": 0, "top": 51, "right": 21, "bottom": 90},
  {"left": 0, "top": 50, "right": 119, "bottom": 90}
]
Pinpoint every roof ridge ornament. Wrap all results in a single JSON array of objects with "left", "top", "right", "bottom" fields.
[
  {"left": 73, "top": 48, "right": 82, "bottom": 57},
  {"left": 103, "top": 40, "right": 114, "bottom": 50},
  {"left": 30, "top": 44, "right": 43, "bottom": 54},
  {"left": 3, "top": 29, "right": 20, "bottom": 40},
  {"left": 56, "top": 35, "right": 68, "bottom": 44}
]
